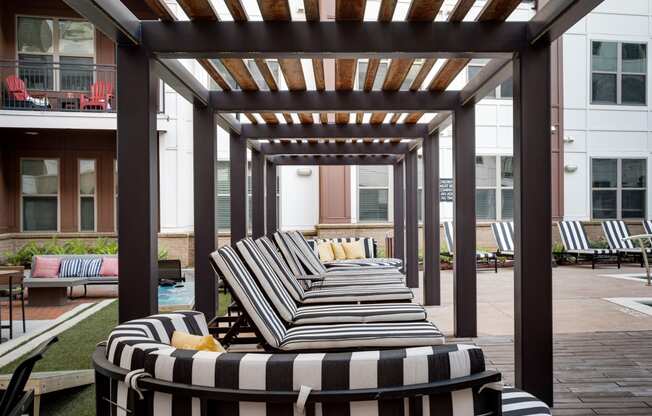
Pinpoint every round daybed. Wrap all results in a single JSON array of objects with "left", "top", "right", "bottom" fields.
[{"left": 96, "top": 311, "right": 551, "bottom": 416}]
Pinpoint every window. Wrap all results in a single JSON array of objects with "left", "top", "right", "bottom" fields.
[
  {"left": 592, "top": 158, "right": 646, "bottom": 219},
  {"left": 17, "top": 16, "right": 95, "bottom": 91},
  {"left": 592, "top": 41, "right": 647, "bottom": 105},
  {"left": 467, "top": 65, "right": 513, "bottom": 99},
  {"left": 21, "top": 159, "right": 59, "bottom": 231},
  {"left": 359, "top": 166, "right": 389, "bottom": 222},
  {"left": 357, "top": 59, "right": 389, "bottom": 91},
  {"left": 79, "top": 159, "right": 96, "bottom": 231},
  {"left": 475, "top": 155, "right": 513, "bottom": 220}
]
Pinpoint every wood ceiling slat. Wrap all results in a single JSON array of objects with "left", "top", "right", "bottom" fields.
[
  {"left": 198, "top": 59, "right": 231, "bottom": 90},
  {"left": 254, "top": 59, "right": 279, "bottom": 90},
  {"left": 144, "top": 0, "right": 175, "bottom": 20},
  {"left": 224, "top": 0, "right": 248, "bottom": 21},
  {"left": 244, "top": 113, "right": 258, "bottom": 124},
  {"left": 282, "top": 113, "right": 294, "bottom": 123},
  {"left": 448, "top": 0, "right": 476, "bottom": 21},
  {"left": 383, "top": 58, "right": 414, "bottom": 90},
  {"left": 221, "top": 59, "right": 259, "bottom": 91},
  {"left": 336, "top": 0, "right": 365, "bottom": 125},
  {"left": 404, "top": 113, "right": 422, "bottom": 124},
  {"left": 320, "top": 113, "right": 329, "bottom": 124},
  {"left": 406, "top": 0, "right": 444, "bottom": 21},
  {"left": 176, "top": 0, "right": 217, "bottom": 20},
  {"left": 279, "top": 59, "right": 307, "bottom": 90},
  {"left": 257, "top": 0, "right": 291, "bottom": 19},
  {"left": 356, "top": 113, "right": 364, "bottom": 124},
  {"left": 298, "top": 113, "right": 314, "bottom": 124},
  {"left": 304, "top": 0, "right": 320, "bottom": 21},
  {"left": 370, "top": 113, "right": 386, "bottom": 124},
  {"left": 409, "top": 58, "right": 436, "bottom": 91},
  {"left": 378, "top": 0, "right": 398, "bottom": 21},
  {"left": 259, "top": 113, "right": 279, "bottom": 124},
  {"left": 312, "top": 59, "right": 325, "bottom": 91},
  {"left": 390, "top": 113, "right": 401, "bottom": 124}
]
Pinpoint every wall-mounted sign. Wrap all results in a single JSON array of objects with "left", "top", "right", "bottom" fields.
[{"left": 440, "top": 178, "right": 454, "bottom": 202}]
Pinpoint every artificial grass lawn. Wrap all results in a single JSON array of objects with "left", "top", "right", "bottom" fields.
[{"left": 0, "top": 293, "right": 231, "bottom": 416}]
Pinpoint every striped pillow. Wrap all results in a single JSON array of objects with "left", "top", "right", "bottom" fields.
[
  {"left": 59, "top": 258, "right": 83, "bottom": 278},
  {"left": 80, "top": 258, "right": 103, "bottom": 277}
]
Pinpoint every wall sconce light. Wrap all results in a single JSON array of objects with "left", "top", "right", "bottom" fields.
[
  {"left": 564, "top": 164, "right": 578, "bottom": 173},
  {"left": 563, "top": 136, "right": 575, "bottom": 144},
  {"left": 296, "top": 167, "right": 312, "bottom": 177}
]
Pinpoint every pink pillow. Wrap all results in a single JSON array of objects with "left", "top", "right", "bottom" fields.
[
  {"left": 100, "top": 257, "right": 118, "bottom": 276},
  {"left": 31, "top": 257, "right": 61, "bottom": 278}
]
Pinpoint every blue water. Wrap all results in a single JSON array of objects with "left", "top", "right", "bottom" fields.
[{"left": 158, "top": 281, "right": 194, "bottom": 307}]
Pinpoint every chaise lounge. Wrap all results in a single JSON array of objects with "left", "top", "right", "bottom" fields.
[
  {"left": 557, "top": 220, "right": 620, "bottom": 269},
  {"left": 443, "top": 222, "right": 498, "bottom": 272}
]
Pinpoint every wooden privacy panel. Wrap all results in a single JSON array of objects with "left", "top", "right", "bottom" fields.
[{"left": 319, "top": 166, "right": 351, "bottom": 224}]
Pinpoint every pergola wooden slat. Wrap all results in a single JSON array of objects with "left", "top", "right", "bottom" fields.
[{"left": 63, "top": 0, "right": 606, "bottom": 407}]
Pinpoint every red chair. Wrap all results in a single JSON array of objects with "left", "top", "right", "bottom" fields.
[
  {"left": 80, "top": 80, "right": 113, "bottom": 111},
  {"left": 4, "top": 75, "right": 49, "bottom": 108}
]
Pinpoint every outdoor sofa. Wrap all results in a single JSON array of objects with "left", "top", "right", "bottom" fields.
[
  {"left": 96, "top": 310, "right": 551, "bottom": 416},
  {"left": 23, "top": 254, "right": 118, "bottom": 305},
  {"left": 442, "top": 222, "right": 498, "bottom": 272}
]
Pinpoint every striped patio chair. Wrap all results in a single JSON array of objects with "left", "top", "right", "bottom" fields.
[
  {"left": 557, "top": 220, "right": 620, "bottom": 269},
  {"left": 236, "top": 238, "right": 426, "bottom": 325},
  {"left": 491, "top": 221, "right": 515, "bottom": 272},
  {"left": 602, "top": 220, "right": 650, "bottom": 266},
  {"left": 643, "top": 220, "right": 652, "bottom": 235},
  {"left": 255, "top": 236, "right": 414, "bottom": 304},
  {"left": 210, "top": 245, "right": 444, "bottom": 351},
  {"left": 442, "top": 221, "right": 498, "bottom": 272}
]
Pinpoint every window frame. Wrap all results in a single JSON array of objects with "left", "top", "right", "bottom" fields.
[
  {"left": 590, "top": 157, "right": 647, "bottom": 220},
  {"left": 78, "top": 158, "right": 97, "bottom": 232},
  {"left": 467, "top": 64, "right": 512, "bottom": 99},
  {"left": 590, "top": 40, "right": 648, "bottom": 106},
  {"left": 20, "top": 157, "right": 61, "bottom": 232},
  {"left": 15, "top": 15, "right": 96, "bottom": 92},
  {"left": 357, "top": 165, "right": 391, "bottom": 223},
  {"left": 475, "top": 154, "right": 513, "bottom": 222}
]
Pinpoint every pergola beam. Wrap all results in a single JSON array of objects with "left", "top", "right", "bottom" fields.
[
  {"left": 152, "top": 59, "right": 210, "bottom": 106},
  {"left": 141, "top": 21, "right": 529, "bottom": 59},
  {"left": 528, "top": 0, "right": 605, "bottom": 44},
  {"left": 427, "top": 111, "right": 453, "bottom": 135},
  {"left": 460, "top": 58, "right": 512, "bottom": 106},
  {"left": 62, "top": 0, "right": 140, "bottom": 45},
  {"left": 258, "top": 142, "right": 413, "bottom": 155},
  {"left": 268, "top": 155, "right": 401, "bottom": 165},
  {"left": 211, "top": 91, "right": 460, "bottom": 112},
  {"left": 241, "top": 124, "right": 428, "bottom": 139}
]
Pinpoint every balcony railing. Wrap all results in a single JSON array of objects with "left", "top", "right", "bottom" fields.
[{"left": 0, "top": 60, "right": 117, "bottom": 113}]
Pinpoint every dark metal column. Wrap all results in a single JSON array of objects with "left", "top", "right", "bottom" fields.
[
  {"left": 230, "top": 133, "right": 247, "bottom": 243},
  {"left": 193, "top": 104, "right": 216, "bottom": 320},
  {"left": 116, "top": 45, "right": 158, "bottom": 322},
  {"left": 423, "top": 131, "right": 441, "bottom": 306},
  {"left": 265, "top": 160, "right": 277, "bottom": 237},
  {"left": 251, "top": 150, "right": 265, "bottom": 239},
  {"left": 405, "top": 150, "right": 419, "bottom": 288},
  {"left": 513, "top": 42, "right": 553, "bottom": 406},
  {"left": 392, "top": 161, "right": 405, "bottom": 270},
  {"left": 453, "top": 104, "right": 477, "bottom": 337}
]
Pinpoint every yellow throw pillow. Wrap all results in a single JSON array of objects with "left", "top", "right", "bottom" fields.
[
  {"left": 342, "top": 241, "right": 366, "bottom": 259},
  {"left": 171, "top": 331, "right": 225, "bottom": 352},
  {"left": 331, "top": 242, "right": 347, "bottom": 260},
  {"left": 317, "top": 242, "right": 335, "bottom": 262}
]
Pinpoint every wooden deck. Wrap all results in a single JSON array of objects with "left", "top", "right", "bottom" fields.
[{"left": 463, "top": 331, "right": 652, "bottom": 415}]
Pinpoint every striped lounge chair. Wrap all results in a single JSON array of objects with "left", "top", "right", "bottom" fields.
[
  {"left": 602, "top": 220, "right": 650, "bottom": 266},
  {"left": 211, "top": 245, "right": 444, "bottom": 351},
  {"left": 557, "top": 220, "right": 619, "bottom": 269},
  {"left": 275, "top": 231, "right": 403, "bottom": 279},
  {"left": 256, "top": 236, "right": 414, "bottom": 304},
  {"left": 442, "top": 221, "right": 498, "bottom": 272},
  {"left": 99, "top": 311, "right": 551, "bottom": 416},
  {"left": 491, "top": 221, "right": 515, "bottom": 272},
  {"left": 236, "top": 238, "right": 426, "bottom": 324},
  {"left": 307, "top": 236, "right": 404, "bottom": 269},
  {"left": 643, "top": 220, "right": 652, "bottom": 236}
]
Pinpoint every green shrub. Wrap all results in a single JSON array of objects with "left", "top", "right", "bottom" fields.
[{"left": 589, "top": 239, "right": 609, "bottom": 249}]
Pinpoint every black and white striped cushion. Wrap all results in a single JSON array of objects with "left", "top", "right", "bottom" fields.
[
  {"left": 492, "top": 221, "right": 515, "bottom": 253},
  {"left": 237, "top": 238, "right": 425, "bottom": 325},
  {"left": 323, "top": 257, "right": 404, "bottom": 269},
  {"left": 558, "top": 220, "right": 591, "bottom": 251},
  {"left": 444, "top": 221, "right": 496, "bottom": 259},
  {"left": 80, "top": 257, "right": 103, "bottom": 277},
  {"left": 256, "top": 236, "right": 307, "bottom": 299},
  {"left": 602, "top": 220, "right": 635, "bottom": 250},
  {"left": 644, "top": 220, "right": 652, "bottom": 234},
  {"left": 59, "top": 257, "right": 84, "bottom": 278},
  {"left": 107, "top": 333, "right": 488, "bottom": 416},
  {"left": 286, "top": 231, "right": 328, "bottom": 275},
  {"left": 502, "top": 387, "right": 551, "bottom": 415},
  {"left": 273, "top": 232, "right": 305, "bottom": 276}
]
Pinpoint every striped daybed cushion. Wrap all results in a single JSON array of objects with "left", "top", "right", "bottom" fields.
[
  {"left": 491, "top": 221, "right": 515, "bottom": 255},
  {"left": 557, "top": 221, "right": 616, "bottom": 255},
  {"left": 443, "top": 222, "right": 496, "bottom": 260},
  {"left": 275, "top": 231, "right": 404, "bottom": 279},
  {"left": 236, "top": 238, "right": 426, "bottom": 324},
  {"left": 308, "top": 236, "right": 404, "bottom": 269},
  {"left": 212, "top": 245, "right": 442, "bottom": 350},
  {"left": 602, "top": 220, "right": 651, "bottom": 254},
  {"left": 256, "top": 237, "right": 415, "bottom": 303}
]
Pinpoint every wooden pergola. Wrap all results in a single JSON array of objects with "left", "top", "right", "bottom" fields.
[{"left": 64, "top": 0, "right": 604, "bottom": 406}]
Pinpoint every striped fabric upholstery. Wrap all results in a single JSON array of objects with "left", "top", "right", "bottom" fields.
[
  {"left": 491, "top": 222, "right": 515, "bottom": 254},
  {"left": 602, "top": 220, "right": 635, "bottom": 250},
  {"left": 308, "top": 236, "right": 376, "bottom": 258},
  {"left": 558, "top": 221, "right": 615, "bottom": 254},
  {"left": 212, "top": 246, "right": 441, "bottom": 350},
  {"left": 106, "top": 319, "right": 499, "bottom": 416},
  {"left": 237, "top": 238, "right": 426, "bottom": 324},
  {"left": 273, "top": 231, "right": 305, "bottom": 276},
  {"left": 323, "top": 257, "right": 404, "bottom": 268},
  {"left": 443, "top": 221, "right": 496, "bottom": 260},
  {"left": 255, "top": 237, "right": 415, "bottom": 304},
  {"left": 644, "top": 220, "right": 652, "bottom": 234},
  {"left": 286, "top": 231, "right": 328, "bottom": 274},
  {"left": 59, "top": 257, "right": 84, "bottom": 277},
  {"left": 80, "top": 257, "right": 104, "bottom": 277},
  {"left": 502, "top": 387, "right": 551, "bottom": 415}
]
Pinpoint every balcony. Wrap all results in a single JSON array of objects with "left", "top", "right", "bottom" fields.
[{"left": 1, "top": 60, "right": 119, "bottom": 113}]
